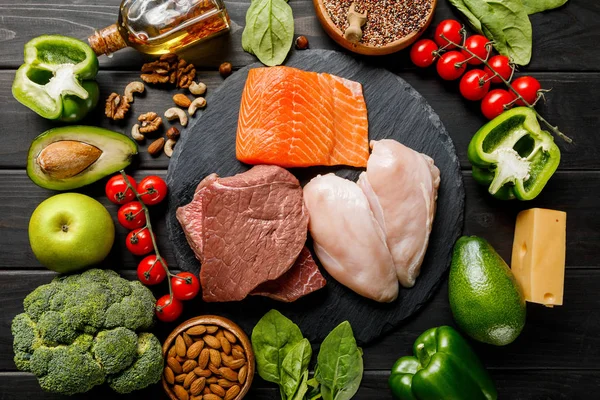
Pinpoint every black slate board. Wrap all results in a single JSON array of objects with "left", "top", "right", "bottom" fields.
[{"left": 166, "top": 49, "right": 464, "bottom": 344}]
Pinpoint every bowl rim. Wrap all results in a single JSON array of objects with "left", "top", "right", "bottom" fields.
[
  {"left": 312, "top": 0, "right": 438, "bottom": 55},
  {"left": 162, "top": 315, "right": 255, "bottom": 400}
]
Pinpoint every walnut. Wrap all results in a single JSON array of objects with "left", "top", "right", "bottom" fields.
[
  {"left": 105, "top": 93, "right": 130, "bottom": 120},
  {"left": 140, "top": 53, "right": 196, "bottom": 88},
  {"left": 176, "top": 59, "right": 196, "bottom": 89},
  {"left": 138, "top": 112, "right": 163, "bottom": 133}
]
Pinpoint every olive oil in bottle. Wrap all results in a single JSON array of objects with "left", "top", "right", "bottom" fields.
[{"left": 88, "top": 0, "right": 230, "bottom": 56}]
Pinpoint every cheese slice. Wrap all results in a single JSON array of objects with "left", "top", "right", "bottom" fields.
[{"left": 511, "top": 208, "right": 566, "bottom": 307}]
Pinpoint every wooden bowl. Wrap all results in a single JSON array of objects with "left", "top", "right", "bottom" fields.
[
  {"left": 312, "top": 0, "right": 437, "bottom": 56},
  {"left": 162, "top": 315, "right": 255, "bottom": 400}
]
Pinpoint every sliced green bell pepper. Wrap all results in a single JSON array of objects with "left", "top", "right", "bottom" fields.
[
  {"left": 12, "top": 35, "right": 99, "bottom": 122},
  {"left": 389, "top": 326, "right": 497, "bottom": 400},
  {"left": 468, "top": 107, "right": 560, "bottom": 201}
]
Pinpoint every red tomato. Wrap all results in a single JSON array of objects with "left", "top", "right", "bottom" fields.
[
  {"left": 511, "top": 76, "right": 542, "bottom": 106},
  {"left": 436, "top": 51, "right": 467, "bottom": 81},
  {"left": 126, "top": 228, "right": 154, "bottom": 256},
  {"left": 481, "top": 89, "right": 517, "bottom": 120},
  {"left": 105, "top": 175, "right": 137, "bottom": 205},
  {"left": 137, "top": 255, "right": 167, "bottom": 285},
  {"left": 155, "top": 295, "right": 183, "bottom": 322},
  {"left": 117, "top": 201, "right": 146, "bottom": 230},
  {"left": 434, "top": 20, "right": 463, "bottom": 49},
  {"left": 137, "top": 176, "right": 168, "bottom": 206},
  {"left": 171, "top": 272, "right": 200, "bottom": 301},
  {"left": 459, "top": 69, "right": 491, "bottom": 101},
  {"left": 410, "top": 39, "right": 438, "bottom": 68},
  {"left": 461, "top": 35, "right": 491, "bottom": 65},
  {"left": 484, "top": 55, "right": 513, "bottom": 84}
]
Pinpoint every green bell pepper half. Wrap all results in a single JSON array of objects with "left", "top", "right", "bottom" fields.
[
  {"left": 389, "top": 326, "right": 497, "bottom": 400},
  {"left": 468, "top": 107, "right": 560, "bottom": 201},
  {"left": 12, "top": 35, "right": 99, "bottom": 122}
]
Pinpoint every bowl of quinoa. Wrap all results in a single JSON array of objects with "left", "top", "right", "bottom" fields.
[{"left": 314, "top": 0, "right": 436, "bottom": 55}]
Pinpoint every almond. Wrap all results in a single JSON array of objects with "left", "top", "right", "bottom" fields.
[
  {"left": 223, "top": 358, "right": 244, "bottom": 370},
  {"left": 173, "top": 385, "right": 189, "bottom": 400},
  {"left": 190, "top": 377, "right": 206, "bottom": 396},
  {"left": 209, "top": 349, "right": 221, "bottom": 367},
  {"left": 184, "top": 371, "right": 197, "bottom": 389},
  {"left": 194, "top": 367, "right": 212, "bottom": 377},
  {"left": 183, "top": 359, "right": 198, "bottom": 373},
  {"left": 164, "top": 366, "right": 175, "bottom": 385},
  {"left": 187, "top": 341, "right": 205, "bottom": 359},
  {"left": 238, "top": 365, "right": 247, "bottom": 385},
  {"left": 203, "top": 387, "right": 212, "bottom": 396},
  {"left": 209, "top": 363, "right": 221, "bottom": 376},
  {"left": 183, "top": 332, "right": 194, "bottom": 348},
  {"left": 191, "top": 396, "right": 203, "bottom": 400},
  {"left": 203, "top": 394, "right": 222, "bottom": 400},
  {"left": 173, "top": 93, "right": 192, "bottom": 108},
  {"left": 204, "top": 335, "right": 221, "bottom": 349},
  {"left": 220, "top": 336, "right": 231, "bottom": 355},
  {"left": 198, "top": 348, "right": 210, "bottom": 369},
  {"left": 225, "top": 385, "right": 241, "bottom": 400},
  {"left": 218, "top": 378, "right": 236, "bottom": 388},
  {"left": 175, "top": 374, "right": 187, "bottom": 383},
  {"left": 205, "top": 325, "right": 219, "bottom": 334},
  {"left": 210, "top": 384, "right": 226, "bottom": 397},
  {"left": 231, "top": 348, "right": 245, "bottom": 360},
  {"left": 232, "top": 344, "right": 244, "bottom": 354},
  {"left": 169, "top": 345, "right": 178, "bottom": 358},
  {"left": 176, "top": 335, "right": 187, "bottom": 357},
  {"left": 187, "top": 325, "right": 208, "bottom": 336},
  {"left": 148, "top": 137, "right": 165, "bottom": 156},
  {"left": 223, "top": 330, "right": 237, "bottom": 344},
  {"left": 215, "top": 329, "right": 225, "bottom": 340},
  {"left": 220, "top": 367, "right": 238, "bottom": 382},
  {"left": 176, "top": 355, "right": 187, "bottom": 363},
  {"left": 207, "top": 376, "right": 218, "bottom": 384},
  {"left": 221, "top": 352, "right": 233, "bottom": 364},
  {"left": 168, "top": 357, "right": 183, "bottom": 374}
]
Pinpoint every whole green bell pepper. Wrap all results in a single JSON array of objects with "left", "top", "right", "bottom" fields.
[
  {"left": 389, "top": 326, "right": 497, "bottom": 400},
  {"left": 12, "top": 35, "right": 99, "bottom": 122},
  {"left": 468, "top": 107, "right": 560, "bottom": 201}
]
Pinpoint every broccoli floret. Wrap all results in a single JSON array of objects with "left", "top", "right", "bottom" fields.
[
  {"left": 11, "top": 269, "right": 161, "bottom": 396},
  {"left": 92, "top": 328, "right": 138, "bottom": 375},
  {"left": 108, "top": 333, "right": 163, "bottom": 394}
]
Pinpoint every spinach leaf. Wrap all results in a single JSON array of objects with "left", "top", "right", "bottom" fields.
[
  {"left": 252, "top": 309, "right": 304, "bottom": 384},
  {"left": 315, "top": 321, "right": 363, "bottom": 400},
  {"left": 291, "top": 370, "right": 310, "bottom": 400},
  {"left": 242, "top": 0, "right": 294, "bottom": 66},
  {"left": 448, "top": 0, "right": 482, "bottom": 31},
  {"left": 281, "top": 338, "right": 312, "bottom": 399},
  {"left": 522, "top": 0, "right": 568, "bottom": 14}
]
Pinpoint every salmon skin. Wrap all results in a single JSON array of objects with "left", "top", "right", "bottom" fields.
[{"left": 236, "top": 66, "right": 369, "bottom": 168}]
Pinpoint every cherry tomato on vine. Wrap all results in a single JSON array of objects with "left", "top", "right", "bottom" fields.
[
  {"left": 117, "top": 201, "right": 146, "bottom": 230},
  {"left": 137, "top": 176, "right": 168, "bottom": 206},
  {"left": 481, "top": 89, "right": 517, "bottom": 120},
  {"left": 434, "top": 20, "right": 463, "bottom": 49},
  {"left": 410, "top": 39, "right": 438, "bottom": 68},
  {"left": 126, "top": 228, "right": 154, "bottom": 256},
  {"left": 511, "top": 76, "right": 541, "bottom": 106},
  {"left": 155, "top": 295, "right": 183, "bottom": 322},
  {"left": 484, "top": 55, "right": 513, "bottom": 84},
  {"left": 459, "top": 69, "right": 491, "bottom": 101},
  {"left": 171, "top": 272, "right": 200, "bottom": 301},
  {"left": 137, "top": 255, "right": 167, "bottom": 285},
  {"left": 436, "top": 51, "right": 467, "bottom": 81},
  {"left": 461, "top": 35, "right": 491, "bottom": 65},
  {"left": 105, "top": 175, "right": 137, "bottom": 205}
]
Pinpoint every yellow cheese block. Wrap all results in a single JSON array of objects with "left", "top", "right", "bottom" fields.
[{"left": 511, "top": 208, "right": 566, "bottom": 307}]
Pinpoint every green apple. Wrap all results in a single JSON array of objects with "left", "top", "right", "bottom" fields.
[{"left": 29, "top": 193, "right": 115, "bottom": 273}]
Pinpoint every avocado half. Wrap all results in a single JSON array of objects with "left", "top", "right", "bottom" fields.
[{"left": 27, "top": 126, "right": 138, "bottom": 190}]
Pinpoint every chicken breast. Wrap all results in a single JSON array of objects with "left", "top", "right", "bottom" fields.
[
  {"left": 303, "top": 173, "right": 399, "bottom": 302},
  {"left": 357, "top": 139, "right": 440, "bottom": 288}
]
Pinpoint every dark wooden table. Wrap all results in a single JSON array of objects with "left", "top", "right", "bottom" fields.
[{"left": 1, "top": 1, "right": 599, "bottom": 399}]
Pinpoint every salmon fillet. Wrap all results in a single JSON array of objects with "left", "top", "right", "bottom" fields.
[{"left": 236, "top": 66, "right": 369, "bottom": 168}]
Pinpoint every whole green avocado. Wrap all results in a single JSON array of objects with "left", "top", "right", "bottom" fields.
[{"left": 449, "top": 236, "right": 526, "bottom": 346}]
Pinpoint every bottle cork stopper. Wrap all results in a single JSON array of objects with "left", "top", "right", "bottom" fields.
[
  {"left": 88, "top": 24, "right": 128, "bottom": 56},
  {"left": 344, "top": 3, "right": 368, "bottom": 44}
]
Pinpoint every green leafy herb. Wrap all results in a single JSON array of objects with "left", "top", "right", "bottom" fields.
[
  {"left": 315, "top": 321, "right": 363, "bottom": 400},
  {"left": 251, "top": 309, "right": 303, "bottom": 384},
  {"left": 281, "top": 338, "right": 312, "bottom": 399},
  {"left": 242, "top": 0, "right": 294, "bottom": 66},
  {"left": 522, "top": 0, "right": 568, "bottom": 14}
]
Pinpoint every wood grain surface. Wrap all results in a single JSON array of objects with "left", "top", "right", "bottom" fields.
[{"left": 0, "top": 0, "right": 598, "bottom": 399}]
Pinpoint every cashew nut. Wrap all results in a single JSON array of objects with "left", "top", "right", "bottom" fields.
[
  {"left": 189, "top": 81, "right": 207, "bottom": 96},
  {"left": 188, "top": 97, "right": 207, "bottom": 116},
  {"left": 164, "top": 107, "right": 188, "bottom": 127},
  {"left": 164, "top": 138, "right": 176, "bottom": 158},
  {"left": 124, "top": 81, "right": 145, "bottom": 103},
  {"left": 131, "top": 124, "right": 145, "bottom": 142}
]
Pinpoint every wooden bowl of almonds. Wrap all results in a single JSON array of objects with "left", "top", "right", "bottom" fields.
[
  {"left": 162, "top": 315, "right": 255, "bottom": 400},
  {"left": 313, "top": 0, "right": 437, "bottom": 55}
]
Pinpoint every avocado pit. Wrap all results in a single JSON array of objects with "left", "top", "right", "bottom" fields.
[{"left": 37, "top": 140, "right": 102, "bottom": 179}]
